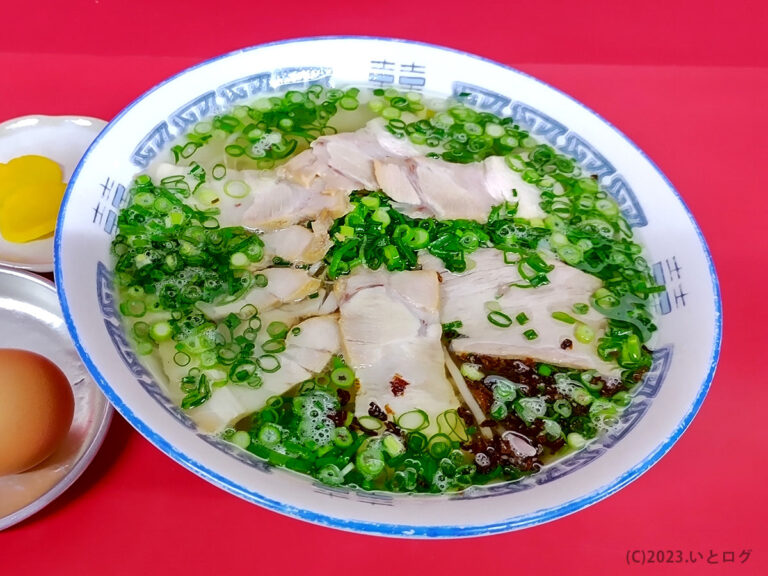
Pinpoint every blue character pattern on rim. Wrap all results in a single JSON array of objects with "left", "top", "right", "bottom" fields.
[
  {"left": 652, "top": 256, "right": 686, "bottom": 316},
  {"left": 368, "top": 59, "right": 427, "bottom": 90},
  {"left": 93, "top": 177, "right": 129, "bottom": 235},
  {"left": 312, "top": 483, "right": 395, "bottom": 504},
  {"left": 170, "top": 92, "right": 219, "bottom": 131},
  {"left": 452, "top": 81, "right": 648, "bottom": 227},
  {"left": 218, "top": 73, "right": 272, "bottom": 105},
  {"left": 131, "top": 121, "right": 174, "bottom": 170},
  {"left": 510, "top": 103, "right": 568, "bottom": 146}
]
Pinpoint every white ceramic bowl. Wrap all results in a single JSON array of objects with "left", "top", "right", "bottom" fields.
[{"left": 55, "top": 37, "right": 721, "bottom": 537}]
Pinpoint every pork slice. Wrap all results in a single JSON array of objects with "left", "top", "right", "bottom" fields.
[
  {"left": 260, "top": 218, "right": 332, "bottom": 265},
  {"left": 187, "top": 315, "right": 340, "bottom": 433},
  {"left": 335, "top": 269, "right": 460, "bottom": 434},
  {"left": 432, "top": 249, "right": 620, "bottom": 377},
  {"left": 482, "top": 156, "right": 545, "bottom": 220},
  {"left": 281, "top": 118, "right": 419, "bottom": 192},
  {"left": 373, "top": 155, "right": 545, "bottom": 222},
  {"left": 194, "top": 267, "right": 321, "bottom": 321},
  {"left": 241, "top": 174, "right": 349, "bottom": 231}
]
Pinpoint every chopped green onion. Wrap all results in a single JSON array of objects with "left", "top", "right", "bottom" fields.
[
  {"left": 132, "top": 321, "right": 150, "bottom": 340},
  {"left": 330, "top": 366, "right": 355, "bottom": 388},
  {"left": 537, "top": 363, "right": 552, "bottom": 376},
  {"left": 567, "top": 432, "right": 587, "bottom": 449},
  {"left": 230, "top": 361, "right": 258, "bottom": 383},
  {"left": 382, "top": 434, "right": 405, "bottom": 457},
  {"left": 211, "top": 164, "right": 226, "bottom": 180},
  {"left": 574, "top": 323, "right": 596, "bottom": 344},
  {"left": 542, "top": 419, "right": 562, "bottom": 439},
  {"left": 396, "top": 410, "right": 429, "bottom": 431},
  {"left": 425, "top": 434, "right": 452, "bottom": 460},
  {"left": 372, "top": 207, "right": 391, "bottom": 227},
  {"left": 261, "top": 339, "right": 286, "bottom": 354},
  {"left": 357, "top": 416, "right": 384, "bottom": 431},
  {"left": 333, "top": 427, "right": 354, "bottom": 448},
  {"left": 194, "top": 188, "right": 219, "bottom": 207},
  {"left": 317, "top": 464, "right": 344, "bottom": 486},
  {"left": 404, "top": 227, "right": 429, "bottom": 249},
  {"left": 492, "top": 380, "right": 517, "bottom": 401},
  {"left": 490, "top": 401, "right": 508, "bottom": 420},
  {"left": 460, "top": 362, "right": 484, "bottom": 381},
  {"left": 230, "top": 252, "right": 249, "bottom": 268},
  {"left": 232, "top": 430, "right": 251, "bottom": 449},
  {"left": 135, "top": 341, "right": 153, "bottom": 355},
  {"left": 515, "top": 312, "right": 529, "bottom": 325},
  {"left": 233, "top": 306, "right": 254, "bottom": 322},
  {"left": 356, "top": 453, "right": 385, "bottom": 479},
  {"left": 442, "top": 320, "right": 463, "bottom": 340},
  {"left": 256, "top": 354, "right": 280, "bottom": 373},
  {"left": 612, "top": 391, "right": 631, "bottom": 407},
  {"left": 487, "top": 310, "right": 513, "bottom": 327},
  {"left": 570, "top": 387, "right": 594, "bottom": 406},
  {"left": 223, "top": 180, "right": 251, "bottom": 198},
  {"left": 267, "top": 321, "right": 288, "bottom": 339},
  {"left": 120, "top": 300, "right": 146, "bottom": 318},
  {"left": 523, "top": 329, "right": 538, "bottom": 340},
  {"left": 553, "top": 398, "right": 572, "bottom": 418},
  {"left": 552, "top": 311, "right": 577, "bottom": 324},
  {"left": 572, "top": 302, "right": 590, "bottom": 315},
  {"left": 149, "top": 321, "right": 172, "bottom": 342},
  {"left": 257, "top": 423, "right": 282, "bottom": 447}
]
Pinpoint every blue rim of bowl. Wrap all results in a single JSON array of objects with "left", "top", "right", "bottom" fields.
[{"left": 54, "top": 35, "right": 722, "bottom": 538}]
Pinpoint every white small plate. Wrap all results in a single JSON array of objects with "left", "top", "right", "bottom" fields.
[
  {"left": 0, "top": 115, "right": 107, "bottom": 272},
  {"left": 0, "top": 266, "right": 112, "bottom": 530}
]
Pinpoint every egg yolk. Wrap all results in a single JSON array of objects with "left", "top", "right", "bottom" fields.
[{"left": 0, "top": 155, "right": 66, "bottom": 244}]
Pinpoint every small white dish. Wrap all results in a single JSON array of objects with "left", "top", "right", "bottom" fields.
[
  {"left": 0, "top": 115, "right": 107, "bottom": 272},
  {"left": 0, "top": 265, "right": 112, "bottom": 530}
]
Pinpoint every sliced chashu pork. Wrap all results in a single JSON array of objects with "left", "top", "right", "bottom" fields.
[
  {"left": 280, "top": 119, "right": 544, "bottom": 222},
  {"left": 241, "top": 175, "right": 349, "bottom": 231},
  {"left": 425, "top": 249, "right": 620, "bottom": 377},
  {"left": 281, "top": 118, "right": 419, "bottom": 191},
  {"left": 260, "top": 220, "right": 333, "bottom": 265},
  {"left": 335, "top": 269, "right": 461, "bottom": 435},
  {"left": 176, "top": 315, "right": 341, "bottom": 433},
  {"left": 374, "top": 155, "right": 545, "bottom": 222},
  {"left": 195, "top": 267, "right": 321, "bottom": 321}
]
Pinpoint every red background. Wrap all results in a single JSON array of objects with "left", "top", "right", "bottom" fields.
[{"left": 2, "top": 1, "right": 767, "bottom": 573}]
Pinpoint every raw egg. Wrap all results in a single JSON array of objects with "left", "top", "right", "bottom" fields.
[
  {"left": 0, "top": 155, "right": 66, "bottom": 244},
  {"left": 0, "top": 349, "right": 74, "bottom": 476}
]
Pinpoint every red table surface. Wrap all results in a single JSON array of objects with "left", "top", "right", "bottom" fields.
[{"left": 2, "top": 1, "right": 767, "bottom": 574}]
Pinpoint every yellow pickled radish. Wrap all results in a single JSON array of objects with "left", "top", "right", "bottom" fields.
[
  {"left": 0, "top": 182, "right": 67, "bottom": 243},
  {"left": 0, "top": 155, "right": 66, "bottom": 243}
]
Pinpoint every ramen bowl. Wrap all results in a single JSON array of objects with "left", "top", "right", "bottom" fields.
[{"left": 55, "top": 36, "right": 721, "bottom": 537}]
